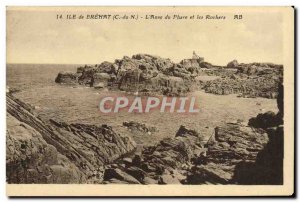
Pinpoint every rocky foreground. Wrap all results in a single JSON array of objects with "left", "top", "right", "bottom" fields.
[
  {"left": 55, "top": 54, "right": 283, "bottom": 98},
  {"left": 6, "top": 94, "right": 136, "bottom": 183},
  {"left": 6, "top": 80, "right": 283, "bottom": 184}
]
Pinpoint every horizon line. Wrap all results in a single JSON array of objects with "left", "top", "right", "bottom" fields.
[{"left": 6, "top": 60, "right": 283, "bottom": 66}]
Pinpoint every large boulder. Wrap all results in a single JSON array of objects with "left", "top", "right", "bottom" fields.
[
  {"left": 55, "top": 71, "right": 81, "bottom": 85},
  {"left": 226, "top": 60, "right": 239, "bottom": 68}
]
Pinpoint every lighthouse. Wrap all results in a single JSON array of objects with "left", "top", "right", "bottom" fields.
[{"left": 192, "top": 51, "right": 200, "bottom": 59}]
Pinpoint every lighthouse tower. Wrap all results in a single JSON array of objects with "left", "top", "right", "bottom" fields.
[{"left": 192, "top": 51, "right": 200, "bottom": 59}]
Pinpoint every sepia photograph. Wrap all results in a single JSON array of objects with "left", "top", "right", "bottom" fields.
[{"left": 5, "top": 6, "right": 294, "bottom": 196}]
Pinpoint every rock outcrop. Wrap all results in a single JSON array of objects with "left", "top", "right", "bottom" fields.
[
  {"left": 102, "top": 125, "right": 206, "bottom": 184},
  {"left": 55, "top": 53, "right": 210, "bottom": 96},
  {"left": 185, "top": 123, "right": 269, "bottom": 184},
  {"left": 101, "top": 121, "right": 274, "bottom": 185},
  {"left": 226, "top": 60, "right": 239, "bottom": 69},
  {"left": 7, "top": 112, "right": 86, "bottom": 184},
  {"left": 55, "top": 71, "right": 81, "bottom": 85},
  {"left": 49, "top": 120, "right": 136, "bottom": 182},
  {"left": 55, "top": 54, "right": 283, "bottom": 99},
  {"left": 203, "top": 63, "right": 283, "bottom": 98},
  {"left": 6, "top": 93, "right": 136, "bottom": 184},
  {"left": 248, "top": 111, "right": 282, "bottom": 129},
  {"left": 96, "top": 78, "right": 284, "bottom": 185},
  {"left": 232, "top": 125, "right": 283, "bottom": 184}
]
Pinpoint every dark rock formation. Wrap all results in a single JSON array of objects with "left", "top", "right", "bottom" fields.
[
  {"left": 232, "top": 126, "right": 283, "bottom": 184},
  {"left": 55, "top": 53, "right": 206, "bottom": 96},
  {"left": 277, "top": 76, "right": 284, "bottom": 118},
  {"left": 248, "top": 111, "right": 282, "bottom": 129},
  {"left": 123, "top": 121, "right": 158, "bottom": 134},
  {"left": 6, "top": 94, "right": 136, "bottom": 184},
  {"left": 232, "top": 79, "right": 284, "bottom": 184},
  {"left": 185, "top": 123, "right": 269, "bottom": 184},
  {"left": 103, "top": 168, "right": 141, "bottom": 184},
  {"left": 102, "top": 125, "right": 205, "bottom": 184},
  {"left": 175, "top": 125, "right": 200, "bottom": 138},
  {"left": 55, "top": 71, "right": 81, "bottom": 85}
]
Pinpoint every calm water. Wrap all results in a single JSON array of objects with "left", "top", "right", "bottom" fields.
[
  {"left": 7, "top": 64, "right": 78, "bottom": 90},
  {"left": 7, "top": 64, "right": 278, "bottom": 146}
]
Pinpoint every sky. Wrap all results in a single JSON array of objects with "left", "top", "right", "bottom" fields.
[{"left": 7, "top": 7, "right": 284, "bottom": 66}]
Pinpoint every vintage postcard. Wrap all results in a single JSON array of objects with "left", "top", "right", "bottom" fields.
[{"left": 6, "top": 6, "right": 294, "bottom": 196}]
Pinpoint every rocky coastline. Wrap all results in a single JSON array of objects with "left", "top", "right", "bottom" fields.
[
  {"left": 6, "top": 76, "right": 283, "bottom": 184},
  {"left": 55, "top": 54, "right": 283, "bottom": 98},
  {"left": 6, "top": 53, "right": 284, "bottom": 184}
]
